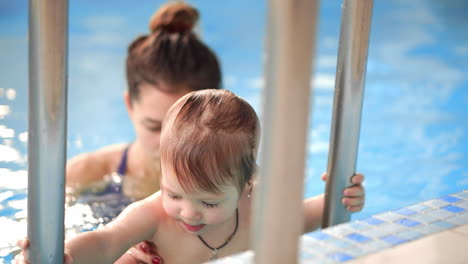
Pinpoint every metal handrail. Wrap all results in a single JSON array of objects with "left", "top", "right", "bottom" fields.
[
  {"left": 28, "top": 0, "right": 68, "bottom": 262},
  {"left": 252, "top": 1, "right": 319, "bottom": 263},
  {"left": 322, "top": 0, "right": 374, "bottom": 228}
]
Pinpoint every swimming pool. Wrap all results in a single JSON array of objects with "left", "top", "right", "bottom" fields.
[{"left": 1, "top": 0, "right": 467, "bottom": 262}]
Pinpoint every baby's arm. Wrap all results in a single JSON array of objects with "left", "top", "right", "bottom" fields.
[
  {"left": 67, "top": 194, "right": 159, "bottom": 263},
  {"left": 16, "top": 194, "right": 160, "bottom": 264},
  {"left": 303, "top": 194, "right": 325, "bottom": 232},
  {"left": 303, "top": 173, "right": 365, "bottom": 233}
]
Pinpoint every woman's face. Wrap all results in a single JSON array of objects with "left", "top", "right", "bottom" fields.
[{"left": 126, "top": 82, "right": 190, "bottom": 162}]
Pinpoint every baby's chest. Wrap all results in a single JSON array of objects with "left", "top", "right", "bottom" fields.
[
  {"left": 154, "top": 235, "right": 212, "bottom": 264},
  {"left": 153, "top": 228, "right": 250, "bottom": 264}
]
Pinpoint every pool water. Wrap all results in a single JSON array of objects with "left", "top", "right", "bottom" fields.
[{"left": 1, "top": 0, "right": 467, "bottom": 263}]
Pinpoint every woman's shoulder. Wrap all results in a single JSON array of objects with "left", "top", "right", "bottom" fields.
[{"left": 66, "top": 143, "right": 130, "bottom": 186}]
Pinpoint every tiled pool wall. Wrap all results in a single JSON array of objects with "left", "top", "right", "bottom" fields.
[{"left": 211, "top": 190, "right": 468, "bottom": 264}]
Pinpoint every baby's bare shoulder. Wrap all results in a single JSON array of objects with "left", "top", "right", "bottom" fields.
[
  {"left": 106, "top": 192, "right": 164, "bottom": 241},
  {"left": 121, "top": 191, "right": 163, "bottom": 218}
]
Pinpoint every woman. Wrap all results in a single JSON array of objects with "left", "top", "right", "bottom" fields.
[{"left": 66, "top": 2, "right": 221, "bottom": 205}]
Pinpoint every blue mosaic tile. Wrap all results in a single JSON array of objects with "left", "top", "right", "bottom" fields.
[
  {"left": 309, "top": 231, "right": 333, "bottom": 241},
  {"left": 328, "top": 252, "right": 354, "bottom": 262},
  {"left": 302, "top": 245, "right": 322, "bottom": 255},
  {"left": 441, "top": 205, "right": 465, "bottom": 213},
  {"left": 359, "top": 240, "right": 389, "bottom": 253},
  {"left": 327, "top": 239, "right": 354, "bottom": 249},
  {"left": 413, "top": 224, "right": 444, "bottom": 235},
  {"left": 456, "top": 201, "right": 468, "bottom": 209},
  {"left": 396, "top": 230, "right": 424, "bottom": 240},
  {"left": 424, "top": 199, "right": 451, "bottom": 208},
  {"left": 346, "top": 233, "right": 372, "bottom": 243},
  {"left": 393, "top": 208, "right": 417, "bottom": 216},
  {"left": 408, "top": 213, "right": 439, "bottom": 224},
  {"left": 381, "top": 235, "right": 408, "bottom": 245},
  {"left": 438, "top": 195, "right": 462, "bottom": 203},
  {"left": 360, "top": 227, "right": 389, "bottom": 239},
  {"left": 347, "top": 222, "right": 371, "bottom": 231},
  {"left": 374, "top": 212, "right": 405, "bottom": 222},
  {"left": 323, "top": 225, "right": 356, "bottom": 237},
  {"left": 380, "top": 222, "right": 408, "bottom": 233},
  {"left": 361, "top": 223, "right": 406, "bottom": 238},
  {"left": 300, "top": 236, "right": 321, "bottom": 248},
  {"left": 314, "top": 243, "right": 344, "bottom": 254},
  {"left": 452, "top": 191, "right": 468, "bottom": 200},
  {"left": 425, "top": 209, "right": 455, "bottom": 219},
  {"left": 446, "top": 214, "right": 468, "bottom": 226},
  {"left": 359, "top": 217, "right": 385, "bottom": 226},
  {"left": 395, "top": 218, "right": 421, "bottom": 227},
  {"left": 431, "top": 220, "right": 456, "bottom": 229},
  {"left": 407, "top": 203, "right": 432, "bottom": 212},
  {"left": 341, "top": 247, "right": 368, "bottom": 258}
]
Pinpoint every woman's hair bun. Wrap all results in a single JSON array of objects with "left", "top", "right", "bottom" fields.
[{"left": 149, "top": 2, "right": 199, "bottom": 34}]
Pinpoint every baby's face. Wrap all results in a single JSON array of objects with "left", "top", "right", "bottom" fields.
[{"left": 160, "top": 168, "right": 240, "bottom": 235}]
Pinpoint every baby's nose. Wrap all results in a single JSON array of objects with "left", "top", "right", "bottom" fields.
[{"left": 180, "top": 205, "right": 201, "bottom": 221}]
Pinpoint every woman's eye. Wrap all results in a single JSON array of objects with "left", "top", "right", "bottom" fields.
[
  {"left": 147, "top": 126, "right": 161, "bottom": 132},
  {"left": 202, "top": 202, "right": 219, "bottom": 208}
]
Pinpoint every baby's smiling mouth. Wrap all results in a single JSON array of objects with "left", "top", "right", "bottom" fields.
[{"left": 180, "top": 220, "right": 206, "bottom": 232}]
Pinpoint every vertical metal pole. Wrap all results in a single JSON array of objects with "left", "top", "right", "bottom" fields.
[
  {"left": 28, "top": 0, "right": 68, "bottom": 263},
  {"left": 252, "top": 1, "right": 318, "bottom": 263},
  {"left": 322, "top": 0, "right": 373, "bottom": 228}
]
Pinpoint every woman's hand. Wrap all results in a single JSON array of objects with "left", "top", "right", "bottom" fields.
[
  {"left": 14, "top": 238, "right": 73, "bottom": 264},
  {"left": 114, "top": 241, "right": 163, "bottom": 264},
  {"left": 321, "top": 172, "right": 365, "bottom": 212}
]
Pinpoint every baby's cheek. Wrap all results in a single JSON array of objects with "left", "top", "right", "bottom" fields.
[
  {"left": 205, "top": 208, "right": 234, "bottom": 225},
  {"left": 162, "top": 199, "right": 179, "bottom": 218}
]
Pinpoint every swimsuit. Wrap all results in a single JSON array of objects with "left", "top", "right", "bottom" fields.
[
  {"left": 116, "top": 144, "right": 130, "bottom": 175},
  {"left": 75, "top": 144, "right": 133, "bottom": 224}
]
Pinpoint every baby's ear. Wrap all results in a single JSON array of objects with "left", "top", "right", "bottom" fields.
[{"left": 244, "top": 180, "right": 254, "bottom": 197}]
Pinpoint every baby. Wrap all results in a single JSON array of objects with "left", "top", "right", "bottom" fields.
[{"left": 16, "top": 89, "right": 365, "bottom": 264}]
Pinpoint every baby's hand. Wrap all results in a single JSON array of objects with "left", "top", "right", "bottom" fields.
[
  {"left": 321, "top": 172, "right": 365, "bottom": 212},
  {"left": 14, "top": 238, "right": 73, "bottom": 264},
  {"left": 13, "top": 238, "right": 29, "bottom": 264},
  {"left": 115, "top": 240, "right": 163, "bottom": 264}
]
